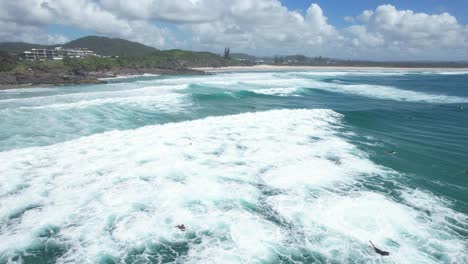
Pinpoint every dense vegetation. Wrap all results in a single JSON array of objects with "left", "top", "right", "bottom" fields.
[
  {"left": 0, "top": 35, "right": 251, "bottom": 75},
  {"left": 0, "top": 49, "right": 251, "bottom": 74},
  {"left": 0, "top": 51, "right": 18, "bottom": 71}
]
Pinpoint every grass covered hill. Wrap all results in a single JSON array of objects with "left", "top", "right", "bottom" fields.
[
  {"left": 62, "top": 36, "right": 158, "bottom": 57},
  {"left": 0, "top": 43, "right": 52, "bottom": 55},
  {"left": 0, "top": 36, "right": 158, "bottom": 57}
]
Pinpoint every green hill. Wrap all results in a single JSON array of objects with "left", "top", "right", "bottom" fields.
[
  {"left": 63, "top": 36, "right": 158, "bottom": 57},
  {"left": 0, "top": 36, "right": 158, "bottom": 57},
  {"left": 148, "top": 50, "right": 247, "bottom": 68}
]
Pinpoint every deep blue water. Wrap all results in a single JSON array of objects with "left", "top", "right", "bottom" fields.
[{"left": 0, "top": 70, "right": 467, "bottom": 263}]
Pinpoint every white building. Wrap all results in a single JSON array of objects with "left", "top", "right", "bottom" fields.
[{"left": 22, "top": 47, "right": 97, "bottom": 60}]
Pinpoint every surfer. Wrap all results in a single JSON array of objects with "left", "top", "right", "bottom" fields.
[
  {"left": 175, "top": 224, "right": 186, "bottom": 231},
  {"left": 387, "top": 150, "right": 397, "bottom": 155},
  {"left": 369, "top": 241, "right": 390, "bottom": 256}
]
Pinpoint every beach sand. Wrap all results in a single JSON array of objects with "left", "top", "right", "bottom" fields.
[{"left": 192, "top": 64, "right": 468, "bottom": 72}]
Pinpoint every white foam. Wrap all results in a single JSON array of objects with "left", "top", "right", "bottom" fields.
[
  {"left": 268, "top": 191, "right": 467, "bottom": 263},
  {"left": 252, "top": 87, "right": 299, "bottom": 96},
  {"left": 0, "top": 109, "right": 346, "bottom": 261},
  {"left": 0, "top": 87, "right": 56, "bottom": 93},
  {"left": 98, "top": 73, "right": 160, "bottom": 81},
  {"left": 222, "top": 71, "right": 468, "bottom": 103},
  {"left": 305, "top": 81, "right": 468, "bottom": 103},
  {"left": 0, "top": 85, "right": 190, "bottom": 109},
  {"left": 0, "top": 109, "right": 465, "bottom": 262},
  {"left": 146, "top": 71, "right": 468, "bottom": 103},
  {"left": 20, "top": 92, "right": 189, "bottom": 112},
  {"left": 289, "top": 71, "right": 408, "bottom": 77},
  {"left": 433, "top": 71, "right": 468, "bottom": 75}
]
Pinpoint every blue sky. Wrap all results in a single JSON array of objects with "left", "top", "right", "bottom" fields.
[{"left": 2, "top": 0, "right": 468, "bottom": 60}]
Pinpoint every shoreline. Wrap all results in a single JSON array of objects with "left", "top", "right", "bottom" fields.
[
  {"left": 0, "top": 68, "right": 207, "bottom": 90},
  {"left": 192, "top": 64, "right": 468, "bottom": 72}
]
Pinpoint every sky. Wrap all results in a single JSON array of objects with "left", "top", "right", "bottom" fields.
[{"left": 1, "top": 0, "right": 468, "bottom": 61}]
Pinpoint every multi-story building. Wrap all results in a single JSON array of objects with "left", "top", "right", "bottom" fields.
[{"left": 22, "top": 47, "right": 97, "bottom": 60}]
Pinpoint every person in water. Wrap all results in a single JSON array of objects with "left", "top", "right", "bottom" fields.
[
  {"left": 369, "top": 241, "right": 390, "bottom": 256},
  {"left": 175, "top": 224, "right": 186, "bottom": 231}
]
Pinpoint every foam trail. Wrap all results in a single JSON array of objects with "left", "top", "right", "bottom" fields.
[
  {"left": 136, "top": 71, "right": 468, "bottom": 103},
  {"left": 0, "top": 109, "right": 465, "bottom": 263},
  {"left": 433, "top": 71, "right": 468, "bottom": 75},
  {"left": 304, "top": 80, "right": 468, "bottom": 103},
  {"left": 18, "top": 93, "right": 189, "bottom": 111},
  {"left": 0, "top": 84, "right": 188, "bottom": 109},
  {"left": 251, "top": 87, "right": 299, "bottom": 96},
  {"left": 289, "top": 71, "right": 409, "bottom": 77},
  {"left": 98, "top": 73, "right": 160, "bottom": 81},
  {"left": 0, "top": 84, "right": 191, "bottom": 152}
]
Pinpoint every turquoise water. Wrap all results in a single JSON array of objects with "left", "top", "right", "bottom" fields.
[{"left": 0, "top": 70, "right": 467, "bottom": 263}]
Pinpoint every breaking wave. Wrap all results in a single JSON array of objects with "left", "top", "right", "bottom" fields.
[{"left": 0, "top": 109, "right": 466, "bottom": 263}]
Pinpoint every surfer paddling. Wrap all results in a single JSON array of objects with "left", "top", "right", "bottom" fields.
[
  {"left": 369, "top": 241, "right": 390, "bottom": 256},
  {"left": 175, "top": 224, "right": 186, "bottom": 231}
]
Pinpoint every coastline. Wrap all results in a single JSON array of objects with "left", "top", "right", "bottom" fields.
[
  {"left": 192, "top": 64, "right": 468, "bottom": 72},
  {"left": 0, "top": 67, "right": 207, "bottom": 90},
  {"left": 3, "top": 65, "right": 468, "bottom": 90}
]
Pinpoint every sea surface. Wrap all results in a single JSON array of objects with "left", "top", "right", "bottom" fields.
[{"left": 0, "top": 70, "right": 467, "bottom": 263}]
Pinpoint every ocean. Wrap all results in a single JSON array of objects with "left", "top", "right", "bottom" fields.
[{"left": 0, "top": 70, "right": 467, "bottom": 263}]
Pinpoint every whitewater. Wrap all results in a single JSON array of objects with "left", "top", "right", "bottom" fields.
[{"left": 0, "top": 70, "right": 467, "bottom": 263}]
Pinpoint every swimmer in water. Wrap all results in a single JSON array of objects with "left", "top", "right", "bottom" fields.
[
  {"left": 175, "top": 224, "right": 186, "bottom": 231},
  {"left": 369, "top": 241, "right": 390, "bottom": 256}
]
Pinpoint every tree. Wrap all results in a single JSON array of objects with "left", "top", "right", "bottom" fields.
[
  {"left": 0, "top": 51, "right": 18, "bottom": 72},
  {"left": 224, "top": 48, "right": 230, "bottom": 59},
  {"left": 295, "top": 54, "right": 306, "bottom": 62}
]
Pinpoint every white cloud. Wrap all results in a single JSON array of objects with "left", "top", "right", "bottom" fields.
[
  {"left": 0, "top": 1, "right": 467, "bottom": 60},
  {"left": 0, "top": 0, "right": 171, "bottom": 47},
  {"left": 346, "top": 5, "right": 468, "bottom": 60},
  {"left": 47, "top": 34, "right": 69, "bottom": 45},
  {"left": 182, "top": 1, "right": 341, "bottom": 56},
  {"left": 344, "top": 16, "right": 355, "bottom": 23},
  {"left": 0, "top": 20, "right": 67, "bottom": 44},
  {"left": 97, "top": 0, "right": 224, "bottom": 23},
  {"left": 358, "top": 10, "right": 374, "bottom": 23}
]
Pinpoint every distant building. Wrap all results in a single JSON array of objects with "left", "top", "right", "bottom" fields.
[{"left": 22, "top": 47, "right": 97, "bottom": 60}]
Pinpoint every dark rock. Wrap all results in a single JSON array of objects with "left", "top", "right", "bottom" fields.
[{"left": 1, "top": 67, "right": 207, "bottom": 90}]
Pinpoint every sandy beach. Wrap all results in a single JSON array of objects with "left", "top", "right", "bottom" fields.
[{"left": 193, "top": 64, "right": 468, "bottom": 72}]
